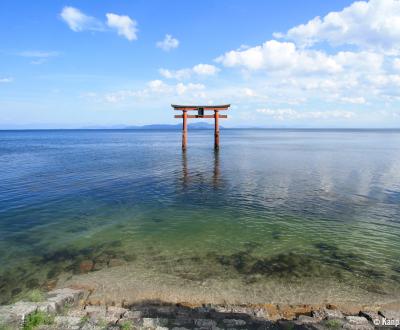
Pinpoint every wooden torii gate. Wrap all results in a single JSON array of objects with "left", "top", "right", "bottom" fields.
[{"left": 172, "top": 104, "right": 230, "bottom": 150}]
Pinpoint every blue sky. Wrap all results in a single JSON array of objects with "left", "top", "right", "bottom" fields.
[{"left": 1, "top": 0, "right": 400, "bottom": 128}]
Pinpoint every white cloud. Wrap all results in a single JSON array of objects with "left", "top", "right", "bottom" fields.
[
  {"left": 160, "top": 64, "right": 219, "bottom": 80},
  {"left": 257, "top": 108, "right": 355, "bottom": 120},
  {"left": 216, "top": 40, "right": 341, "bottom": 73},
  {"left": 106, "top": 13, "right": 137, "bottom": 41},
  {"left": 340, "top": 96, "right": 366, "bottom": 104},
  {"left": 192, "top": 64, "right": 219, "bottom": 75},
  {"left": 60, "top": 6, "right": 103, "bottom": 32},
  {"left": 393, "top": 58, "right": 400, "bottom": 71},
  {"left": 159, "top": 68, "right": 191, "bottom": 80},
  {"left": 103, "top": 80, "right": 205, "bottom": 103},
  {"left": 0, "top": 77, "right": 13, "bottom": 83},
  {"left": 275, "top": 0, "right": 400, "bottom": 53},
  {"left": 156, "top": 34, "right": 179, "bottom": 51}
]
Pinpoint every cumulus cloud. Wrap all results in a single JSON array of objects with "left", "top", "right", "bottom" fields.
[
  {"left": 160, "top": 64, "right": 219, "bottom": 80},
  {"left": 106, "top": 13, "right": 137, "bottom": 41},
  {"left": 215, "top": 40, "right": 341, "bottom": 73},
  {"left": 156, "top": 34, "right": 179, "bottom": 51},
  {"left": 275, "top": 0, "right": 400, "bottom": 53},
  {"left": 60, "top": 6, "right": 103, "bottom": 32}
]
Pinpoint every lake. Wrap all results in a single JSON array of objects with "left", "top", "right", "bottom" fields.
[{"left": 1, "top": 129, "right": 400, "bottom": 306}]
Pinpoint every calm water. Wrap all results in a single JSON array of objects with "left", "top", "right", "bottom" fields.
[{"left": 1, "top": 129, "right": 400, "bottom": 305}]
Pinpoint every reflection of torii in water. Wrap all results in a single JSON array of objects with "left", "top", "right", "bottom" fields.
[{"left": 181, "top": 150, "right": 220, "bottom": 189}]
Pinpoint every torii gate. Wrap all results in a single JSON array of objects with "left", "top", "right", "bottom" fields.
[{"left": 172, "top": 104, "right": 230, "bottom": 150}]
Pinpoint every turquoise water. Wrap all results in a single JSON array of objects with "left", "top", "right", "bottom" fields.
[{"left": 1, "top": 129, "right": 400, "bottom": 305}]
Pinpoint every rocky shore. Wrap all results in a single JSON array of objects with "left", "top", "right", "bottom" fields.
[{"left": 0, "top": 287, "right": 399, "bottom": 329}]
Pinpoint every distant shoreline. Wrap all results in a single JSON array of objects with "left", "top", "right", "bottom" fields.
[{"left": 1, "top": 127, "right": 400, "bottom": 131}]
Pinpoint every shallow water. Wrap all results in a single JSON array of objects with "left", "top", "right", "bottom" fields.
[{"left": 1, "top": 129, "right": 400, "bottom": 305}]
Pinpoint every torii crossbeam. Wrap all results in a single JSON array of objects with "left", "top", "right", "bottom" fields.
[{"left": 172, "top": 104, "right": 230, "bottom": 150}]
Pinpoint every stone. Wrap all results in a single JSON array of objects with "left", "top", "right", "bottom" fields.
[
  {"left": 296, "top": 315, "right": 319, "bottom": 324},
  {"left": 46, "top": 288, "right": 84, "bottom": 312},
  {"left": 312, "top": 308, "right": 343, "bottom": 320},
  {"left": 194, "top": 318, "right": 217, "bottom": 328},
  {"left": 54, "top": 315, "right": 82, "bottom": 329},
  {"left": 359, "top": 311, "right": 381, "bottom": 323},
  {"left": 172, "top": 317, "right": 194, "bottom": 327},
  {"left": 345, "top": 316, "right": 369, "bottom": 324},
  {"left": 379, "top": 310, "right": 400, "bottom": 319},
  {"left": 85, "top": 305, "right": 106, "bottom": 321},
  {"left": 79, "top": 260, "right": 94, "bottom": 273},
  {"left": 342, "top": 316, "right": 374, "bottom": 330},
  {"left": 123, "top": 310, "right": 143, "bottom": 319},
  {"left": 222, "top": 318, "right": 247, "bottom": 326},
  {"left": 142, "top": 317, "right": 169, "bottom": 328},
  {"left": 2, "top": 302, "right": 39, "bottom": 326}
]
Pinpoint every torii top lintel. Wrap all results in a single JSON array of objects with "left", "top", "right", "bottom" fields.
[{"left": 171, "top": 104, "right": 230, "bottom": 111}]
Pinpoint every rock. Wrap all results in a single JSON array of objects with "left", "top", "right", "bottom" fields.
[
  {"left": 85, "top": 305, "right": 106, "bottom": 322},
  {"left": 79, "top": 260, "right": 94, "bottom": 273},
  {"left": 54, "top": 315, "right": 82, "bottom": 329},
  {"left": 379, "top": 310, "right": 400, "bottom": 319},
  {"left": 343, "top": 316, "right": 374, "bottom": 330},
  {"left": 345, "top": 316, "right": 369, "bottom": 324},
  {"left": 359, "top": 311, "right": 381, "bottom": 323},
  {"left": 171, "top": 317, "right": 194, "bottom": 327},
  {"left": 296, "top": 315, "right": 319, "bottom": 324},
  {"left": 142, "top": 317, "right": 168, "bottom": 328},
  {"left": 1, "top": 302, "right": 39, "bottom": 326},
  {"left": 312, "top": 308, "right": 343, "bottom": 320},
  {"left": 122, "top": 310, "right": 143, "bottom": 319},
  {"left": 194, "top": 318, "right": 217, "bottom": 328},
  {"left": 222, "top": 318, "right": 247, "bottom": 326},
  {"left": 46, "top": 288, "right": 84, "bottom": 312},
  {"left": 108, "top": 259, "right": 126, "bottom": 267}
]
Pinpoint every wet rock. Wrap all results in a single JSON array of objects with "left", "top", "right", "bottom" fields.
[
  {"left": 194, "top": 318, "right": 217, "bottom": 328},
  {"left": 222, "top": 318, "right": 246, "bottom": 326},
  {"left": 312, "top": 308, "right": 343, "bottom": 320},
  {"left": 172, "top": 317, "right": 194, "bottom": 327},
  {"left": 108, "top": 258, "right": 126, "bottom": 267},
  {"left": 79, "top": 260, "right": 94, "bottom": 273},
  {"left": 26, "top": 278, "right": 40, "bottom": 289},
  {"left": 42, "top": 279, "right": 58, "bottom": 291}
]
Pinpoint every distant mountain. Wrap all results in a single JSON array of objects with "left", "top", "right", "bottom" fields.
[{"left": 125, "top": 122, "right": 222, "bottom": 130}]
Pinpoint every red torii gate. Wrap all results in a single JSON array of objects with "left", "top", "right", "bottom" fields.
[{"left": 172, "top": 104, "right": 230, "bottom": 150}]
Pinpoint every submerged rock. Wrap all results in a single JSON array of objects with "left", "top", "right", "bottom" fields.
[{"left": 79, "top": 260, "right": 94, "bottom": 273}]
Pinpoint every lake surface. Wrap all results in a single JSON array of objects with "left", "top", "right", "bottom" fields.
[{"left": 1, "top": 129, "right": 400, "bottom": 306}]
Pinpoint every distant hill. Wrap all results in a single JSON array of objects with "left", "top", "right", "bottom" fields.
[{"left": 125, "top": 122, "right": 222, "bottom": 130}]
